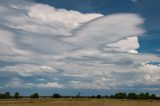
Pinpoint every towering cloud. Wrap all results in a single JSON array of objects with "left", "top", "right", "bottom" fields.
[{"left": 0, "top": 0, "right": 159, "bottom": 93}]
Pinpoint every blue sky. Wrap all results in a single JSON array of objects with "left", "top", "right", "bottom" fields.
[{"left": 0, "top": 0, "right": 160, "bottom": 96}]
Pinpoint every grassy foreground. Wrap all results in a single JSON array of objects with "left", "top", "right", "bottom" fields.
[{"left": 0, "top": 98, "right": 160, "bottom": 106}]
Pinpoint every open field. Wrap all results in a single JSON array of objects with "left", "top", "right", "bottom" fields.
[{"left": 0, "top": 98, "right": 160, "bottom": 106}]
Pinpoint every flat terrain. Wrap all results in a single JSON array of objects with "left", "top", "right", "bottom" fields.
[{"left": 0, "top": 98, "right": 160, "bottom": 106}]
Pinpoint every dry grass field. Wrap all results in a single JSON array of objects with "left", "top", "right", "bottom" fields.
[{"left": 0, "top": 98, "right": 160, "bottom": 106}]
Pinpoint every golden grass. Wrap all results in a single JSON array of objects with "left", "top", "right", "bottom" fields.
[{"left": 0, "top": 98, "right": 160, "bottom": 106}]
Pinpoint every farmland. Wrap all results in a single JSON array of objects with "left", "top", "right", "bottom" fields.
[{"left": 0, "top": 98, "right": 160, "bottom": 106}]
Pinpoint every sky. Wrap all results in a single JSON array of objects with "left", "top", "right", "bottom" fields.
[{"left": 0, "top": 0, "right": 160, "bottom": 96}]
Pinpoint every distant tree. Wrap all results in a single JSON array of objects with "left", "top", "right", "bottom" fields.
[
  {"left": 76, "top": 92, "right": 81, "bottom": 98},
  {"left": 14, "top": 92, "right": 20, "bottom": 99},
  {"left": 144, "top": 92, "right": 150, "bottom": 99},
  {"left": 114, "top": 92, "right": 126, "bottom": 99},
  {"left": 96, "top": 95, "right": 102, "bottom": 98},
  {"left": 127, "top": 93, "right": 138, "bottom": 99},
  {"left": 91, "top": 95, "right": 95, "bottom": 98},
  {"left": 150, "top": 94, "right": 157, "bottom": 99},
  {"left": 105, "top": 95, "right": 109, "bottom": 98},
  {"left": 110, "top": 95, "right": 114, "bottom": 98},
  {"left": 30, "top": 93, "right": 39, "bottom": 98},
  {"left": 138, "top": 93, "right": 145, "bottom": 99},
  {"left": 4, "top": 92, "right": 11, "bottom": 99},
  {"left": 0, "top": 94, "right": 5, "bottom": 99},
  {"left": 52, "top": 93, "right": 61, "bottom": 98}
]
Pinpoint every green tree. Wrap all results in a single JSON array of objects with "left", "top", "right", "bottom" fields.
[
  {"left": 76, "top": 92, "right": 81, "bottom": 98},
  {"left": 4, "top": 92, "right": 11, "bottom": 99},
  {"left": 144, "top": 92, "right": 150, "bottom": 99},
  {"left": 14, "top": 92, "right": 20, "bottom": 99},
  {"left": 127, "top": 93, "right": 138, "bottom": 99},
  {"left": 30, "top": 93, "right": 39, "bottom": 98},
  {"left": 110, "top": 95, "right": 114, "bottom": 98},
  {"left": 52, "top": 93, "right": 61, "bottom": 98},
  {"left": 114, "top": 92, "right": 126, "bottom": 99},
  {"left": 0, "top": 94, "right": 5, "bottom": 99},
  {"left": 91, "top": 95, "right": 95, "bottom": 98},
  {"left": 96, "top": 95, "right": 102, "bottom": 98},
  {"left": 138, "top": 93, "right": 145, "bottom": 99},
  {"left": 150, "top": 94, "right": 157, "bottom": 99},
  {"left": 105, "top": 95, "right": 109, "bottom": 98}
]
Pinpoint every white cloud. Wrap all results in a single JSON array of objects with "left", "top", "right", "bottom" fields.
[
  {"left": 5, "top": 77, "right": 34, "bottom": 88},
  {"left": 5, "top": 77, "right": 63, "bottom": 88},
  {"left": 6, "top": 3, "right": 103, "bottom": 36},
  {"left": 57, "top": 50, "right": 160, "bottom": 89},
  {"left": 128, "top": 50, "right": 139, "bottom": 54},
  {"left": 0, "top": 2, "right": 145, "bottom": 55},
  {"left": 28, "top": 4, "right": 103, "bottom": 26},
  {"left": 0, "top": 29, "right": 13, "bottom": 46},
  {"left": 5, "top": 77, "right": 23, "bottom": 88},
  {"left": 64, "top": 13, "right": 145, "bottom": 49},
  {"left": 0, "top": 0, "right": 160, "bottom": 91},
  {"left": 139, "top": 63, "right": 160, "bottom": 83},
  {"left": 0, "top": 2, "right": 102, "bottom": 54},
  {"left": 0, "top": 64, "right": 56, "bottom": 77},
  {"left": 104, "top": 37, "right": 140, "bottom": 54},
  {"left": 41, "top": 66, "right": 53, "bottom": 70},
  {"left": 69, "top": 80, "right": 109, "bottom": 89},
  {"left": 58, "top": 49, "right": 160, "bottom": 64},
  {"left": 65, "top": 62, "right": 160, "bottom": 89},
  {"left": 36, "top": 82, "right": 63, "bottom": 88},
  {"left": 0, "top": 29, "right": 31, "bottom": 56},
  {"left": 141, "top": 63, "right": 160, "bottom": 72}
]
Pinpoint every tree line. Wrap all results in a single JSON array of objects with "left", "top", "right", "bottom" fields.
[{"left": 0, "top": 92, "right": 159, "bottom": 100}]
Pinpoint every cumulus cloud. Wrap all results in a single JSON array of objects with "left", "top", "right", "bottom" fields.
[
  {"left": 140, "top": 63, "right": 160, "bottom": 83},
  {"left": 0, "top": 0, "right": 160, "bottom": 92},
  {"left": 5, "top": 77, "right": 63, "bottom": 88},
  {"left": 6, "top": 3, "right": 103, "bottom": 36},
  {"left": 0, "top": 64, "right": 56, "bottom": 77},
  {"left": 69, "top": 80, "right": 109, "bottom": 89},
  {"left": 104, "top": 37, "right": 140, "bottom": 54},
  {"left": 36, "top": 82, "right": 63, "bottom": 88},
  {"left": 0, "top": 2, "right": 102, "bottom": 54},
  {"left": 5, "top": 77, "right": 23, "bottom": 88},
  {"left": 5, "top": 77, "right": 34, "bottom": 88},
  {"left": 55, "top": 50, "right": 160, "bottom": 89}
]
